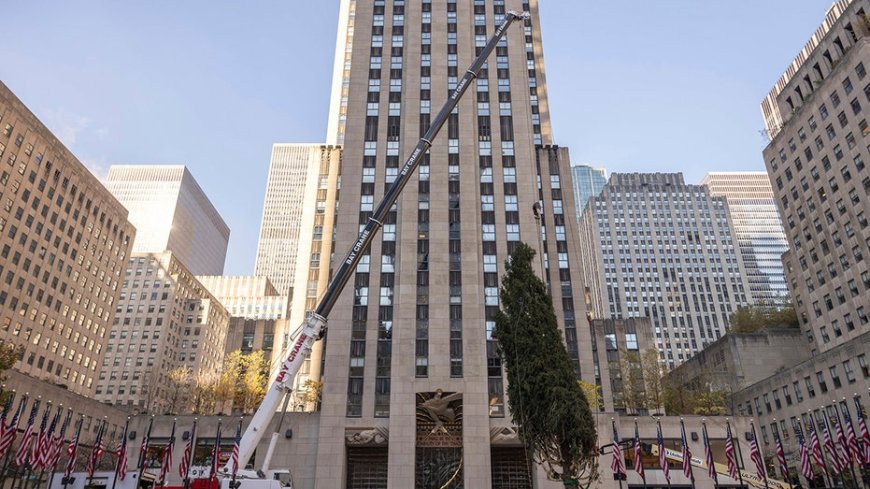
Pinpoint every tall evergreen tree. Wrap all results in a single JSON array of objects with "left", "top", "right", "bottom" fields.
[{"left": 494, "top": 243, "right": 598, "bottom": 487}]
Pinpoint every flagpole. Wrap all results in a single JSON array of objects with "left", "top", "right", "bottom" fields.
[
  {"left": 25, "top": 400, "right": 53, "bottom": 489},
  {"left": 136, "top": 415, "right": 154, "bottom": 489},
  {"left": 31, "top": 404, "right": 62, "bottom": 489},
  {"left": 853, "top": 395, "right": 870, "bottom": 470},
  {"left": 680, "top": 419, "right": 696, "bottom": 489},
  {"left": 46, "top": 409, "right": 73, "bottom": 489},
  {"left": 111, "top": 417, "right": 130, "bottom": 489},
  {"left": 749, "top": 421, "right": 769, "bottom": 489},
  {"left": 87, "top": 419, "right": 106, "bottom": 487},
  {"left": 807, "top": 411, "right": 834, "bottom": 488},
  {"left": 635, "top": 419, "right": 647, "bottom": 489},
  {"left": 830, "top": 400, "right": 859, "bottom": 489},
  {"left": 820, "top": 408, "right": 847, "bottom": 489},
  {"left": 612, "top": 418, "right": 624, "bottom": 489},
  {"left": 62, "top": 415, "right": 84, "bottom": 489},
  {"left": 182, "top": 418, "right": 198, "bottom": 489},
  {"left": 725, "top": 419, "right": 744, "bottom": 488},
  {"left": 0, "top": 391, "right": 24, "bottom": 484},
  {"left": 702, "top": 420, "right": 718, "bottom": 488}
]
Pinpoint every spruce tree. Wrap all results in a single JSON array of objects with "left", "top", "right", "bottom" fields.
[{"left": 494, "top": 243, "right": 598, "bottom": 487}]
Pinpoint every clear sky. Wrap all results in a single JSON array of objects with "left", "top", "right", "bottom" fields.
[{"left": 0, "top": 1, "right": 834, "bottom": 275}]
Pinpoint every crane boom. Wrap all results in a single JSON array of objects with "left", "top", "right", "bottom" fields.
[{"left": 228, "top": 10, "right": 531, "bottom": 478}]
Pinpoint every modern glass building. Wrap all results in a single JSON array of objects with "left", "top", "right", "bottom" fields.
[{"left": 569, "top": 164, "right": 607, "bottom": 220}]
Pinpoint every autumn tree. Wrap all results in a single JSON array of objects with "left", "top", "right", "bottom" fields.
[
  {"left": 236, "top": 350, "right": 270, "bottom": 414},
  {"left": 641, "top": 349, "right": 666, "bottom": 415},
  {"left": 577, "top": 380, "right": 602, "bottom": 413},
  {"left": 617, "top": 349, "right": 646, "bottom": 414},
  {"left": 166, "top": 366, "right": 193, "bottom": 414},
  {"left": 494, "top": 244, "right": 598, "bottom": 487},
  {"left": 729, "top": 303, "right": 799, "bottom": 333},
  {"left": 191, "top": 370, "right": 219, "bottom": 414},
  {"left": 0, "top": 341, "right": 23, "bottom": 403}
]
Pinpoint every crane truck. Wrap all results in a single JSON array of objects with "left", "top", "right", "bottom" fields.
[{"left": 218, "top": 10, "right": 531, "bottom": 489}]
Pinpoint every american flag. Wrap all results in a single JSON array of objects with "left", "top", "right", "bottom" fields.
[
  {"left": 139, "top": 417, "right": 152, "bottom": 477},
  {"left": 775, "top": 433, "right": 789, "bottom": 480},
  {"left": 30, "top": 405, "right": 50, "bottom": 467},
  {"left": 724, "top": 421, "right": 738, "bottom": 480},
  {"left": 36, "top": 407, "right": 59, "bottom": 468},
  {"left": 210, "top": 422, "right": 223, "bottom": 482},
  {"left": 0, "top": 394, "right": 24, "bottom": 459},
  {"left": 821, "top": 423, "right": 843, "bottom": 474},
  {"left": 680, "top": 420, "right": 693, "bottom": 480},
  {"left": 179, "top": 419, "right": 197, "bottom": 479},
  {"left": 808, "top": 422, "right": 826, "bottom": 474},
  {"left": 656, "top": 421, "right": 670, "bottom": 483},
  {"left": 797, "top": 426, "right": 813, "bottom": 479},
  {"left": 49, "top": 411, "right": 72, "bottom": 469},
  {"left": 14, "top": 398, "right": 41, "bottom": 466},
  {"left": 65, "top": 417, "right": 83, "bottom": 478},
  {"left": 749, "top": 426, "right": 766, "bottom": 481},
  {"left": 841, "top": 411, "right": 861, "bottom": 464},
  {"left": 855, "top": 399, "right": 870, "bottom": 464},
  {"left": 231, "top": 419, "right": 242, "bottom": 477},
  {"left": 633, "top": 422, "right": 644, "bottom": 479},
  {"left": 158, "top": 420, "right": 176, "bottom": 485},
  {"left": 702, "top": 423, "right": 715, "bottom": 479},
  {"left": 116, "top": 419, "right": 129, "bottom": 481},
  {"left": 611, "top": 420, "right": 626, "bottom": 478},
  {"left": 833, "top": 418, "right": 851, "bottom": 469},
  {"left": 87, "top": 420, "right": 106, "bottom": 477}
]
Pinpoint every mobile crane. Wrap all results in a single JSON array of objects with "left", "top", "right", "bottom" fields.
[{"left": 220, "top": 10, "right": 531, "bottom": 488}]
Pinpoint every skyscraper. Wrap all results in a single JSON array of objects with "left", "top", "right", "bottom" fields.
[
  {"left": 570, "top": 164, "right": 607, "bottom": 220},
  {"left": 104, "top": 165, "right": 230, "bottom": 275},
  {"left": 701, "top": 172, "right": 789, "bottom": 304},
  {"left": 312, "top": 1, "right": 593, "bottom": 486},
  {"left": 254, "top": 144, "right": 341, "bottom": 296},
  {"left": 578, "top": 173, "right": 752, "bottom": 367},
  {"left": 0, "top": 81, "right": 136, "bottom": 397}
]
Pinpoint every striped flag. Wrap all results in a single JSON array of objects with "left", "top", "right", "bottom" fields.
[
  {"left": 210, "top": 421, "right": 223, "bottom": 482},
  {"left": 231, "top": 419, "right": 243, "bottom": 477},
  {"left": 87, "top": 420, "right": 106, "bottom": 477},
  {"left": 158, "top": 419, "right": 176, "bottom": 485},
  {"left": 14, "top": 398, "right": 41, "bottom": 466},
  {"left": 821, "top": 422, "right": 843, "bottom": 474},
  {"left": 724, "top": 421, "right": 739, "bottom": 479},
  {"left": 680, "top": 420, "right": 694, "bottom": 481},
  {"left": 702, "top": 422, "right": 715, "bottom": 479},
  {"left": 841, "top": 410, "right": 861, "bottom": 465},
  {"left": 49, "top": 411, "right": 72, "bottom": 469},
  {"left": 65, "top": 417, "right": 83, "bottom": 478},
  {"left": 138, "top": 417, "right": 153, "bottom": 477},
  {"left": 656, "top": 420, "right": 670, "bottom": 483},
  {"left": 749, "top": 424, "right": 766, "bottom": 481},
  {"left": 116, "top": 418, "right": 130, "bottom": 481},
  {"left": 808, "top": 422, "right": 826, "bottom": 474},
  {"left": 36, "top": 407, "right": 61, "bottom": 468},
  {"left": 29, "top": 403, "right": 50, "bottom": 467},
  {"left": 797, "top": 425, "right": 813, "bottom": 479},
  {"left": 611, "top": 420, "right": 626, "bottom": 478},
  {"left": 179, "top": 419, "right": 197, "bottom": 479},
  {"left": 775, "top": 432, "right": 789, "bottom": 481},
  {"left": 833, "top": 418, "right": 851, "bottom": 469},
  {"left": 0, "top": 394, "right": 25, "bottom": 459},
  {"left": 855, "top": 399, "right": 870, "bottom": 464},
  {"left": 633, "top": 422, "right": 644, "bottom": 479}
]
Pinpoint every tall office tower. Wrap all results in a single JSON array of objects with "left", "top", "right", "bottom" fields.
[
  {"left": 701, "top": 172, "right": 790, "bottom": 304},
  {"left": 104, "top": 165, "right": 229, "bottom": 275},
  {"left": 578, "top": 173, "right": 752, "bottom": 368},
  {"left": 569, "top": 164, "right": 607, "bottom": 220},
  {"left": 96, "top": 252, "right": 229, "bottom": 413},
  {"left": 313, "top": 1, "right": 594, "bottom": 487},
  {"left": 0, "top": 82, "right": 136, "bottom": 396},
  {"left": 197, "top": 274, "right": 290, "bottom": 369},
  {"left": 254, "top": 144, "right": 341, "bottom": 296}
]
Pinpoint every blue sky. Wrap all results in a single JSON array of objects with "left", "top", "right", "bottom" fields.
[{"left": 0, "top": 1, "right": 833, "bottom": 275}]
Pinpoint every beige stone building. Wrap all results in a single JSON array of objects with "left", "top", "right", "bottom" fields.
[
  {"left": 589, "top": 317, "right": 657, "bottom": 414},
  {"left": 104, "top": 165, "right": 230, "bottom": 276},
  {"left": 579, "top": 173, "right": 752, "bottom": 368},
  {"left": 95, "top": 251, "right": 229, "bottom": 413},
  {"left": 0, "top": 81, "right": 135, "bottom": 397},
  {"left": 300, "top": 0, "right": 602, "bottom": 486}
]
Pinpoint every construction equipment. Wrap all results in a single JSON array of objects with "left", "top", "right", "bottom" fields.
[{"left": 220, "top": 9, "right": 531, "bottom": 488}]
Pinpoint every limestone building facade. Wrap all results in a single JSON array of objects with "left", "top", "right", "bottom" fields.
[{"left": 0, "top": 81, "right": 135, "bottom": 396}]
